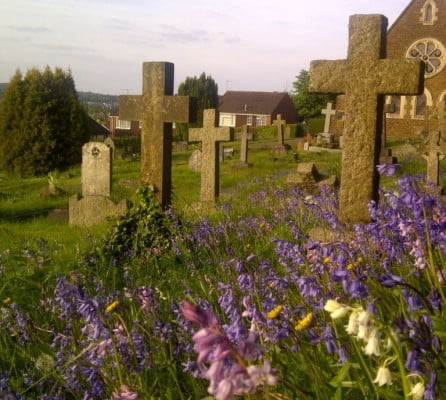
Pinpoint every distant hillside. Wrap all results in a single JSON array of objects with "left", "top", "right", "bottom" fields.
[
  {"left": 77, "top": 91, "right": 118, "bottom": 105},
  {"left": 0, "top": 83, "right": 118, "bottom": 105}
]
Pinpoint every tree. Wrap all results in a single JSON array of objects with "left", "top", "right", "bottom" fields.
[
  {"left": 0, "top": 66, "right": 89, "bottom": 176},
  {"left": 175, "top": 72, "right": 219, "bottom": 141},
  {"left": 291, "top": 69, "right": 336, "bottom": 120}
]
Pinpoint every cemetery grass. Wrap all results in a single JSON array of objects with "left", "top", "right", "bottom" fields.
[{"left": 1, "top": 140, "right": 446, "bottom": 399}]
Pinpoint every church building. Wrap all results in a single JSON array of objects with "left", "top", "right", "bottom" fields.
[
  {"left": 330, "top": 0, "right": 446, "bottom": 138},
  {"left": 386, "top": 0, "right": 446, "bottom": 137}
]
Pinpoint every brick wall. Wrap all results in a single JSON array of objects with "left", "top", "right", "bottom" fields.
[
  {"left": 386, "top": 0, "right": 446, "bottom": 138},
  {"left": 329, "top": 0, "right": 446, "bottom": 138}
]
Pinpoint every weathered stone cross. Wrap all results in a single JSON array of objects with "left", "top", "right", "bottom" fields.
[
  {"left": 310, "top": 15, "right": 423, "bottom": 223},
  {"left": 273, "top": 114, "right": 286, "bottom": 145},
  {"left": 321, "top": 103, "right": 336, "bottom": 133},
  {"left": 189, "top": 109, "right": 233, "bottom": 203},
  {"left": 119, "top": 62, "right": 194, "bottom": 206},
  {"left": 423, "top": 102, "right": 446, "bottom": 186}
]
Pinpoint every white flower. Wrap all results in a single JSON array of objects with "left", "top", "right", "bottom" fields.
[
  {"left": 363, "top": 328, "right": 380, "bottom": 356},
  {"left": 324, "top": 300, "right": 349, "bottom": 319},
  {"left": 356, "top": 310, "right": 372, "bottom": 340},
  {"left": 346, "top": 310, "right": 360, "bottom": 335},
  {"left": 409, "top": 382, "right": 425, "bottom": 400},
  {"left": 357, "top": 323, "right": 370, "bottom": 340},
  {"left": 373, "top": 366, "right": 392, "bottom": 387},
  {"left": 356, "top": 310, "right": 371, "bottom": 326},
  {"left": 324, "top": 300, "right": 343, "bottom": 313}
]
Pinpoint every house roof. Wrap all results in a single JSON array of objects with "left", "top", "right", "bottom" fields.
[
  {"left": 87, "top": 117, "right": 110, "bottom": 137},
  {"left": 219, "top": 91, "right": 291, "bottom": 115}
]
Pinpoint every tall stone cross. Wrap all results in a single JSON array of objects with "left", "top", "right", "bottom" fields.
[
  {"left": 273, "top": 114, "right": 286, "bottom": 145},
  {"left": 423, "top": 102, "right": 446, "bottom": 186},
  {"left": 119, "top": 62, "right": 194, "bottom": 206},
  {"left": 309, "top": 14, "right": 423, "bottom": 223},
  {"left": 189, "top": 109, "right": 233, "bottom": 203},
  {"left": 321, "top": 103, "right": 336, "bottom": 133}
]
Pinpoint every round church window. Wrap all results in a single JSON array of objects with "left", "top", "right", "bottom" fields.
[{"left": 407, "top": 38, "right": 446, "bottom": 78}]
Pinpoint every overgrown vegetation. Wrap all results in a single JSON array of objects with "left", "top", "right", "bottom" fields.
[{"left": 0, "top": 138, "right": 445, "bottom": 399}]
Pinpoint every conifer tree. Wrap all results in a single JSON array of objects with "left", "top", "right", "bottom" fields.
[
  {"left": 0, "top": 66, "right": 89, "bottom": 176},
  {"left": 291, "top": 69, "right": 336, "bottom": 119},
  {"left": 176, "top": 72, "right": 219, "bottom": 141}
]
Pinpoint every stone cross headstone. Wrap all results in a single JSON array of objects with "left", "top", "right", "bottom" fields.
[
  {"left": 189, "top": 109, "right": 233, "bottom": 203},
  {"left": 119, "top": 62, "right": 194, "bottom": 206},
  {"left": 379, "top": 103, "right": 397, "bottom": 164},
  {"left": 273, "top": 114, "right": 286, "bottom": 145},
  {"left": 240, "top": 125, "right": 253, "bottom": 164},
  {"left": 309, "top": 14, "right": 423, "bottom": 223},
  {"left": 423, "top": 131, "right": 445, "bottom": 186},
  {"left": 69, "top": 142, "right": 130, "bottom": 227},
  {"left": 82, "top": 142, "right": 111, "bottom": 197},
  {"left": 321, "top": 102, "right": 336, "bottom": 133},
  {"left": 421, "top": 102, "right": 446, "bottom": 187}
]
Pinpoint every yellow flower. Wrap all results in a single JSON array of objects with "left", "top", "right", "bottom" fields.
[
  {"left": 295, "top": 312, "right": 313, "bottom": 331},
  {"left": 347, "top": 263, "right": 355, "bottom": 270},
  {"left": 357, "top": 257, "right": 363, "bottom": 263},
  {"left": 3, "top": 297, "right": 11, "bottom": 305},
  {"left": 266, "top": 305, "right": 283, "bottom": 320},
  {"left": 323, "top": 257, "right": 331, "bottom": 264},
  {"left": 105, "top": 300, "right": 120, "bottom": 314}
]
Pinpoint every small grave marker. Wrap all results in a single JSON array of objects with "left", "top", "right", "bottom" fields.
[
  {"left": 69, "top": 142, "right": 130, "bottom": 227},
  {"left": 321, "top": 102, "right": 336, "bottom": 133},
  {"left": 189, "top": 109, "right": 233, "bottom": 203}
]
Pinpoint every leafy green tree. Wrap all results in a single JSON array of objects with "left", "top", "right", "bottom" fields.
[
  {"left": 291, "top": 69, "right": 336, "bottom": 120},
  {"left": 175, "top": 72, "right": 219, "bottom": 141},
  {"left": 0, "top": 66, "right": 89, "bottom": 176}
]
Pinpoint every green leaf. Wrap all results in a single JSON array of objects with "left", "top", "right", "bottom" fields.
[{"left": 330, "top": 362, "right": 352, "bottom": 387}]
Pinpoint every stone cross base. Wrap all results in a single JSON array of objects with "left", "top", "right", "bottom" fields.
[
  {"left": 286, "top": 162, "right": 339, "bottom": 193},
  {"left": 379, "top": 148, "right": 398, "bottom": 164},
  {"left": 231, "top": 161, "right": 252, "bottom": 169},
  {"left": 69, "top": 194, "right": 131, "bottom": 227},
  {"left": 271, "top": 145, "right": 289, "bottom": 156}
]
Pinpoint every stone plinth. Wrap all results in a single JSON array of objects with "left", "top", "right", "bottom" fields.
[{"left": 69, "top": 195, "right": 131, "bottom": 227}]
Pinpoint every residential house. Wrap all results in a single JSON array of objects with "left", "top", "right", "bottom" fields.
[
  {"left": 218, "top": 91, "right": 297, "bottom": 128},
  {"left": 108, "top": 106, "right": 142, "bottom": 137}
]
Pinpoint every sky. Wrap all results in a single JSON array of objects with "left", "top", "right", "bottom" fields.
[{"left": 0, "top": 0, "right": 412, "bottom": 95}]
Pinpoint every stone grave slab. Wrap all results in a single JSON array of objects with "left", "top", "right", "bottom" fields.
[
  {"left": 286, "top": 162, "right": 339, "bottom": 192},
  {"left": 188, "top": 149, "right": 202, "bottom": 172}
]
